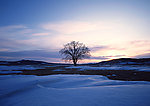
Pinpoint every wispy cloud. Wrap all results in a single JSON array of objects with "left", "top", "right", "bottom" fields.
[
  {"left": 0, "top": 25, "right": 27, "bottom": 31},
  {"left": 42, "top": 21, "right": 96, "bottom": 34},
  {"left": 0, "top": 23, "right": 149, "bottom": 63},
  {"left": 0, "top": 50, "right": 59, "bottom": 58},
  {"left": 124, "top": 40, "right": 150, "bottom": 56},
  {"left": 91, "top": 55, "right": 126, "bottom": 60},
  {"left": 41, "top": 21, "right": 116, "bottom": 34},
  {"left": 0, "top": 50, "right": 61, "bottom": 62},
  {"left": 0, "top": 38, "right": 28, "bottom": 51},
  {"left": 32, "top": 33, "right": 50, "bottom": 36},
  {"left": 90, "top": 46, "right": 108, "bottom": 52},
  {"left": 134, "top": 53, "right": 150, "bottom": 58},
  {"left": 0, "top": 25, "right": 32, "bottom": 38},
  {"left": 0, "top": 25, "right": 52, "bottom": 51},
  {"left": 130, "top": 40, "right": 150, "bottom": 46},
  {"left": 0, "top": 48, "right": 9, "bottom": 52},
  {"left": 90, "top": 56, "right": 109, "bottom": 60}
]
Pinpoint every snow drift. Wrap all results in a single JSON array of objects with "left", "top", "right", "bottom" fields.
[{"left": 0, "top": 75, "right": 150, "bottom": 106}]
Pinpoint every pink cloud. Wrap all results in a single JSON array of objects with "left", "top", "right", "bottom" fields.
[
  {"left": 130, "top": 40, "right": 150, "bottom": 46},
  {"left": 32, "top": 33, "right": 50, "bottom": 36}
]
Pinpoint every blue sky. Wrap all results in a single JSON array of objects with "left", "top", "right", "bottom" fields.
[
  {"left": 0, "top": 0, "right": 150, "bottom": 63},
  {"left": 0, "top": 0, "right": 150, "bottom": 26}
]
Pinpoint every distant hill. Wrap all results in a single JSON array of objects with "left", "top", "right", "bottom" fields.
[
  {"left": 97, "top": 58, "right": 150, "bottom": 66},
  {"left": 0, "top": 60, "right": 71, "bottom": 65},
  {"left": 0, "top": 58, "right": 150, "bottom": 66},
  {"left": 0, "top": 60, "right": 50, "bottom": 65}
]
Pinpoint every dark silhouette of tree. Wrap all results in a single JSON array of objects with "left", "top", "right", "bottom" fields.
[{"left": 59, "top": 41, "right": 90, "bottom": 66}]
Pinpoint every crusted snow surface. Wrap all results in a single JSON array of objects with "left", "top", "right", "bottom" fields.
[
  {"left": 0, "top": 74, "right": 150, "bottom": 106},
  {"left": 66, "top": 66, "right": 150, "bottom": 72}
]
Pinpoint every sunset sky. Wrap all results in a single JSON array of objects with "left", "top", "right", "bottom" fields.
[{"left": 0, "top": 0, "right": 150, "bottom": 63}]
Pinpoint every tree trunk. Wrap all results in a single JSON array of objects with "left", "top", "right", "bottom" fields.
[{"left": 73, "top": 59, "right": 77, "bottom": 66}]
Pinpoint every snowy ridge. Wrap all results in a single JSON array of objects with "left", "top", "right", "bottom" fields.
[{"left": 98, "top": 58, "right": 150, "bottom": 66}]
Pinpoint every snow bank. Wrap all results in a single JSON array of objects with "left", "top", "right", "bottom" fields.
[
  {"left": 0, "top": 75, "right": 150, "bottom": 106},
  {"left": 66, "top": 66, "right": 150, "bottom": 72},
  {"left": 0, "top": 65, "right": 44, "bottom": 71},
  {"left": 52, "top": 69, "right": 65, "bottom": 71},
  {"left": 0, "top": 70, "right": 22, "bottom": 74}
]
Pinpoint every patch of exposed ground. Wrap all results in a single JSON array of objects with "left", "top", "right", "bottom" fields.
[{"left": 0, "top": 65, "right": 150, "bottom": 82}]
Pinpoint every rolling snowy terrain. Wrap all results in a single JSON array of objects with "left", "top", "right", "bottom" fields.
[
  {"left": 0, "top": 74, "right": 150, "bottom": 106},
  {"left": 0, "top": 59, "right": 150, "bottom": 106},
  {"left": 66, "top": 66, "right": 150, "bottom": 72}
]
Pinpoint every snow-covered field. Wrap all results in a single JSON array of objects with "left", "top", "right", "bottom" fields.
[
  {"left": 0, "top": 74, "right": 150, "bottom": 106},
  {"left": 0, "top": 65, "right": 44, "bottom": 71},
  {"left": 1, "top": 65, "right": 150, "bottom": 74},
  {"left": 0, "top": 65, "right": 45, "bottom": 74},
  {"left": 66, "top": 66, "right": 150, "bottom": 72}
]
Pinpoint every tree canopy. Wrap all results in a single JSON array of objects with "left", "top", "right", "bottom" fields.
[{"left": 59, "top": 41, "right": 90, "bottom": 66}]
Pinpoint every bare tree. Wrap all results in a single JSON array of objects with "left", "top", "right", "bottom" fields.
[{"left": 59, "top": 41, "right": 90, "bottom": 66}]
